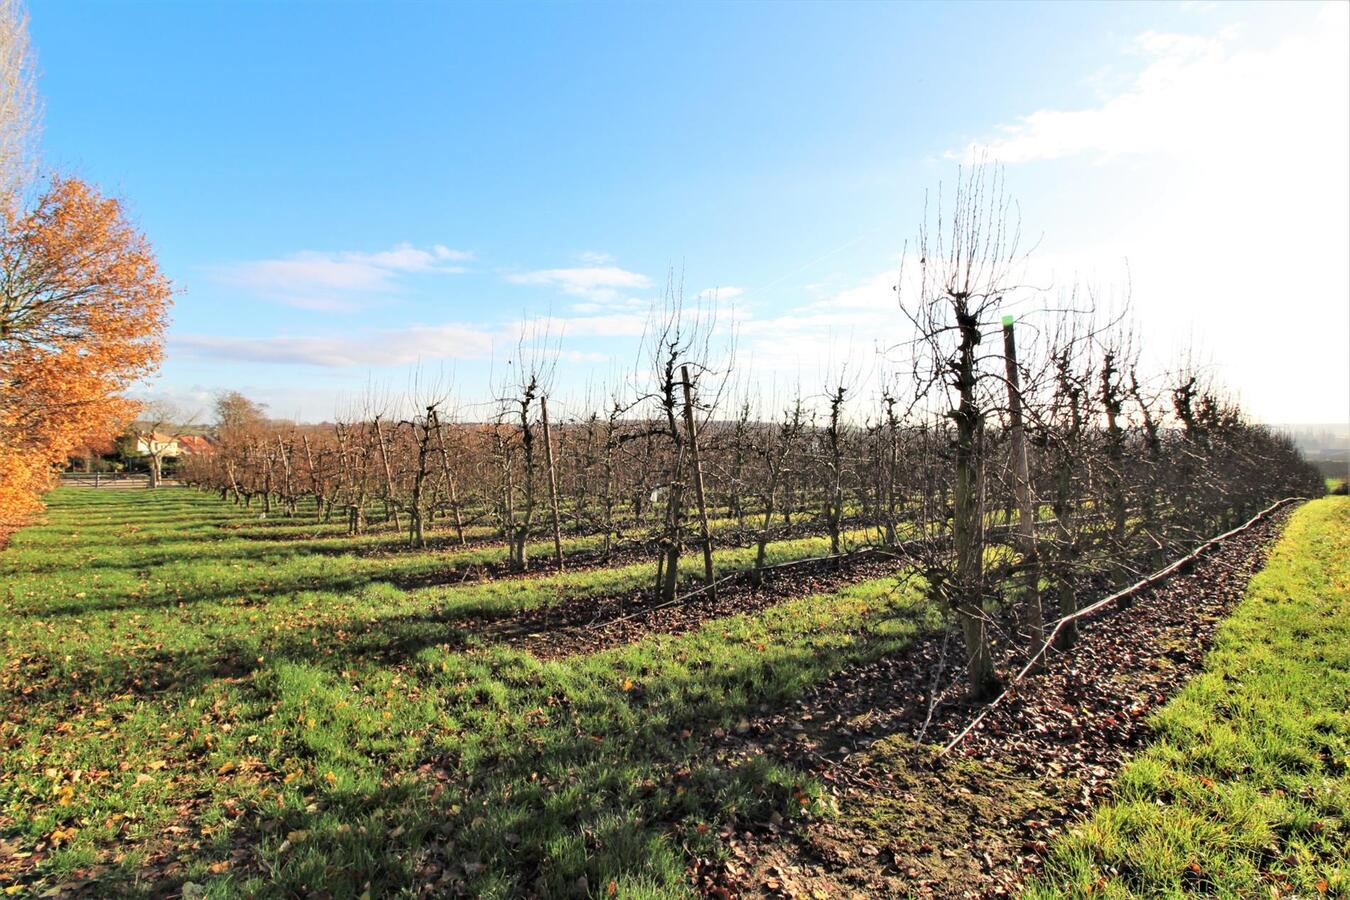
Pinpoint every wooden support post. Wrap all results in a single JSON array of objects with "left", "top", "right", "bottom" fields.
[
  {"left": 540, "top": 396, "right": 565, "bottom": 572},
  {"left": 680, "top": 365, "right": 715, "bottom": 593},
  {"left": 301, "top": 434, "right": 322, "bottom": 518},
  {"left": 1002, "top": 314, "right": 1044, "bottom": 654},
  {"left": 276, "top": 435, "right": 295, "bottom": 516},
  {"left": 429, "top": 408, "right": 467, "bottom": 546},
  {"left": 373, "top": 416, "right": 400, "bottom": 529}
]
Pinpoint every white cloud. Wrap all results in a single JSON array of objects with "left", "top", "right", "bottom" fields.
[
  {"left": 174, "top": 323, "right": 495, "bottom": 368},
  {"left": 953, "top": 6, "right": 1345, "bottom": 165},
  {"left": 949, "top": 2, "right": 1349, "bottom": 424},
  {"left": 731, "top": 270, "right": 905, "bottom": 389},
  {"left": 504, "top": 265, "right": 651, "bottom": 302},
  {"left": 803, "top": 271, "right": 898, "bottom": 314},
  {"left": 432, "top": 245, "right": 475, "bottom": 262},
  {"left": 218, "top": 242, "right": 473, "bottom": 311},
  {"left": 562, "top": 314, "right": 650, "bottom": 338}
]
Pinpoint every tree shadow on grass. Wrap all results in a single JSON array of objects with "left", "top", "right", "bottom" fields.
[
  {"left": 11, "top": 556, "right": 499, "bottom": 618},
  {"left": 202, "top": 604, "right": 931, "bottom": 899},
  {"left": 4, "top": 560, "right": 743, "bottom": 713},
  {"left": 9, "top": 538, "right": 319, "bottom": 577},
  {"left": 16, "top": 539, "right": 659, "bottom": 619}
]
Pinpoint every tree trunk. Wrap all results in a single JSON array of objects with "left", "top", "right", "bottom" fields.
[
  {"left": 660, "top": 478, "right": 683, "bottom": 602},
  {"left": 825, "top": 387, "right": 845, "bottom": 562},
  {"left": 884, "top": 398, "right": 899, "bottom": 545},
  {"left": 952, "top": 301, "right": 999, "bottom": 699},
  {"left": 276, "top": 436, "right": 296, "bottom": 516},
  {"left": 1002, "top": 316, "right": 1043, "bottom": 655},
  {"left": 408, "top": 411, "right": 436, "bottom": 549},
  {"left": 754, "top": 463, "right": 779, "bottom": 585},
  {"left": 301, "top": 434, "right": 322, "bottom": 522},
  {"left": 540, "top": 397, "right": 564, "bottom": 571}
]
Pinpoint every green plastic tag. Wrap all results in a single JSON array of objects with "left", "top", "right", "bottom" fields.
[{"left": 1002, "top": 315, "right": 1014, "bottom": 327}]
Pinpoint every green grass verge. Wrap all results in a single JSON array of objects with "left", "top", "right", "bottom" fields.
[{"left": 1024, "top": 496, "right": 1350, "bottom": 899}]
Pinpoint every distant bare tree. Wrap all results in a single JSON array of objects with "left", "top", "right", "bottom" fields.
[
  {"left": 0, "top": 0, "right": 39, "bottom": 203},
  {"left": 137, "top": 400, "right": 195, "bottom": 489}
]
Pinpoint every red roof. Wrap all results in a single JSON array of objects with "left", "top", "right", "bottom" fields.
[{"left": 177, "top": 434, "right": 216, "bottom": 454}]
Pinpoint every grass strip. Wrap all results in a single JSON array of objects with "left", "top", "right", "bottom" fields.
[{"left": 1024, "top": 497, "right": 1349, "bottom": 898}]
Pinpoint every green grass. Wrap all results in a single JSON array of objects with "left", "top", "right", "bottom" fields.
[
  {"left": 1024, "top": 496, "right": 1350, "bottom": 899},
  {"left": 3, "top": 492, "right": 880, "bottom": 619},
  {"left": 12, "top": 489, "right": 1343, "bottom": 897},
  {"left": 0, "top": 487, "right": 934, "bottom": 897}
]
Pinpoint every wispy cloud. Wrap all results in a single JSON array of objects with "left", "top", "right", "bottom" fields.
[
  {"left": 174, "top": 322, "right": 494, "bottom": 368},
  {"left": 504, "top": 265, "right": 651, "bottom": 302},
  {"left": 517, "top": 312, "right": 650, "bottom": 339},
  {"left": 562, "top": 350, "right": 610, "bottom": 363},
  {"left": 697, "top": 285, "right": 745, "bottom": 302},
  {"left": 732, "top": 270, "right": 901, "bottom": 375},
  {"left": 217, "top": 243, "right": 473, "bottom": 311}
]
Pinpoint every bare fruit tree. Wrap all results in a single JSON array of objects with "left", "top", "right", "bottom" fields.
[
  {"left": 491, "top": 328, "right": 558, "bottom": 572},
  {"left": 638, "top": 276, "right": 729, "bottom": 602},
  {"left": 896, "top": 165, "right": 1027, "bottom": 699}
]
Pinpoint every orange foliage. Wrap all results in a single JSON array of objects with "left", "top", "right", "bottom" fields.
[
  {"left": 0, "top": 176, "right": 171, "bottom": 537},
  {"left": 72, "top": 432, "right": 118, "bottom": 459}
]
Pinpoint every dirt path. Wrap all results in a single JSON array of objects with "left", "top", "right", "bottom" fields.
[{"left": 692, "top": 509, "right": 1292, "bottom": 898}]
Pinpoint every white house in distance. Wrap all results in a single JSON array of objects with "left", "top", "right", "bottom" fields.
[
  {"left": 135, "top": 431, "right": 181, "bottom": 458},
  {"left": 133, "top": 432, "right": 215, "bottom": 459}
]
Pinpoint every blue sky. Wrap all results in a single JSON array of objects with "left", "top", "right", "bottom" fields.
[{"left": 27, "top": 1, "right": 1350, "bottom": 424}]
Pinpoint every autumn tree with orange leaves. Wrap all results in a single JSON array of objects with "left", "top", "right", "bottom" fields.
[
  {"left": 0, "top": 0, "right": 170, "bottom": 539},
  {"left": 0, "top": 177, "right": 172, "bottom": 536}
]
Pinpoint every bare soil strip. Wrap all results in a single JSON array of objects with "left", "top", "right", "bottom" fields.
[
  {"left": 320, "top": 546, "right": 904, "bottom": 669},
  {"left": 692, "top": 509, "right": 1292, "bottom": 899},
  {"left": 215, "top": 518, "right": 870, "bottom": 590},
  {"left": 492, "top": 555, "right": 908, "bottom": 660}
]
